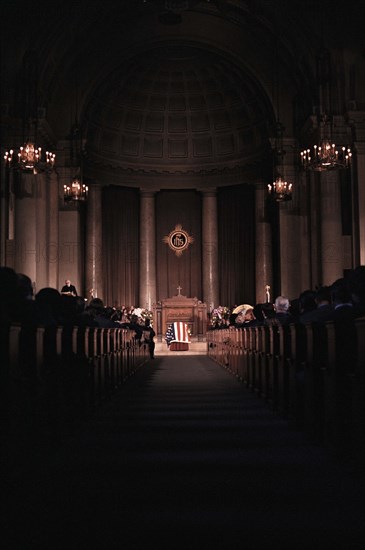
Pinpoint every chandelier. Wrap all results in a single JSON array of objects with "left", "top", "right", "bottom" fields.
[
  {"left": 268, "top": 177, "right": 293, "bottom": 202},
  {"left": 300, "top": 47, "right": 352, "bottom": 172},
  {"left": 4, "top": 142, "right": 56, "bottom": 174},
  {"left": 268, "top": 121, "right": 293, "bottom": 202},
  {"left": 64, "top": 178, "right": 88, "bottom": 203},
  {"left": 63, "top": 115, "right": 89, "bottom": 203},
  {"left": 300, "top": 136, "right": 352, "bottom": 171}
]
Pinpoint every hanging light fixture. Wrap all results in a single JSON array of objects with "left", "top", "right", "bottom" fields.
[
  {"left": 300, "top": 115, "right": 352, "bottom": 171},
  {"left": 300, "top": 34, "right": 352, "bottom": 172},
  {"left": 3, "top": 51, "right": 56, "bottom": 174},
  {"left": 4, "top": 143, "right": 55, "bottom": 174},
  {"left": 63, "top": 117, "right": 88, "bottom": 203},
  {"left": 64, "top": 177, "right": 88, "bottom": 202},
  {"left": 62, "top": 63, "right": 89, "bottom": 205},
  {"left": 267, "top": 30, "right": 293, "bottom": 203},
  {"left": 268, "top": 177, "right": 293, "bottom": 202},
  {"left": 268, "top": 122, "right": 293, "bottom": 203}
]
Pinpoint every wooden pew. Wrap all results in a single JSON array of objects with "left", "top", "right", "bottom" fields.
[
  {"left": 323, "top": 316, "right": 359, "bottom": 455},
  {"left": 3, "top": 322, "right": 146, "bottom": 438},
  {"left": 287, "top": 323, "right": 307, "bottom": 427},
  {"left": 352, "top": 317, "right": 365, "bottom": 465}
]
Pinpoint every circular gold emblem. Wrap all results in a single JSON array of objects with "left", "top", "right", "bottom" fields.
[{"left": 163, "top": 224, "right": 194, "bottom": 257}]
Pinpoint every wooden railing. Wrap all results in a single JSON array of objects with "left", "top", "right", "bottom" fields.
[
  {"left": 1, "top": 323, "right": 148, "bottom": 437},
  {"left": 207, "top": 318, "right": 365, "bottom": 462}
]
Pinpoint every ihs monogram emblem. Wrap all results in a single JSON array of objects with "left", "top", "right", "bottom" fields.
[{"left": 163, "top": 224, "right": 194, "bottom": 257}]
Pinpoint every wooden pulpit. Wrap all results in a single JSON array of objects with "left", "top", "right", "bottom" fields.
[{"left": 153, "top": 293, "right": 207, "bottom": 342}]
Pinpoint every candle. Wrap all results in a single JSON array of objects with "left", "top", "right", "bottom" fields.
[{"left": 265, "top": 285, "right": 271, "bottom": 303}]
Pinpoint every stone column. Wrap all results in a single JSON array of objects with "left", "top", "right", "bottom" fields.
[
  {"left": 277, "top": 137, "right": 303, "bottom": 299},
  {"left": 139, "top": 190, "right": 157, "bottom": 310},
  {"left": 306, "top": 170, "right": 321, "bottom": 289},
  {"left": 354, "top": 142, "right": 365, "bottom": 265},
  {"left": 13, "top": 170, "right": 57, "bottom": 293},
  {"left": 0, "top": 162, "right": 8, "bottom": 265},
  {"left": 47, "top": 170, "right": 59, "bottom": 290},
  {"left": 278, "top": 200, "right": 298, "bottom": 300},
  {"left": 85, "top": 183, "right": 103, "bottom": 300},
  {"left": 320, "top": 170, "right": 344, "bottom": 285},
  {"left": 14, "top": 172, "right": 38, "bottom": 289},
  {"left": 35, "top": 172, "right": 48, "bottom": 292},
  {"left": 255, "top": 183, "right": 273, "bottom": 303},
  {"left": 201, "top": 188, "right": 219, "bottom": 309},
  {"left": 57, "top": 165, "right": 84, "bottom": 295}
]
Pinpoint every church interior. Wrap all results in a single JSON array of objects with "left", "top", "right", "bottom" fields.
[
  {"left": 2, "top": 0, "right": 364, "bottom": 313},
  {"left": 2, "top": 2, "right": 365, "bottom": 548}
]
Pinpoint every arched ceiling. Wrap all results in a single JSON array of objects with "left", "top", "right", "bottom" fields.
[
  {"left": 2, "top": 0, "right": 364, "bottom": 187},
  {"left": 84, "top": 44, "right": 272, "bottom": 177},
  {"left": 2, "top": 0, "right": 321, "bottom": 135}
]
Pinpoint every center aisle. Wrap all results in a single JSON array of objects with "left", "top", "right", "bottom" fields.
[{"left": 5, "top": 356, "right": 365, "bottom": 549}]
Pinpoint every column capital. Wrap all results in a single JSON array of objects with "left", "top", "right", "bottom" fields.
[
  {"left": 354, "top": 142, "right": 365, "bottom": 155},
  {"left": 348, "top": 110, "right": 365, "bottom": 141},
  {"left": 88, "top": 182, "right": 102, "bottom": 192},
  {"left": 254, "top": 180, "right": 269, "bottom": 192},
  {"left": 199, "top": 187, "right": 217, "bottom": 197},
  {"left": 140, "top": 188, "right": 158, "bottom": 197}
]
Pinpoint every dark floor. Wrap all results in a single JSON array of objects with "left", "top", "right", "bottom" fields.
[{"left": 3, "top": 356, "right": 365, "bottom": 550}]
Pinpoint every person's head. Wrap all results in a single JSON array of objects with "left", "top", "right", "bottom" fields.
[
  {"left": 253, "top": 302, "right": 274, "bottom": 321},
  {"left": 102, "top": 306, "right": 115, "bottom": 319},
  {"left": 274, "top": 296, "right": 290, "bottom": 313},
  {"left": 236, "top": 305, "right": 255, "bottom": 323},
  {"left": 111, "top": 309, "right": 122, "bottom": 321},
  {"left": 17, "top": 273, "right": 34, "bottom": 300},
  {"left": 332, "top": 286, "right": 352, "bottom": 306},
  {"left": 298, "top": 289, "right": 316, "bottom": 313},
  {"left": 85, "top": 297, "right": 104, "bottom": 319},
  {"left": 35, "top": 288, "right": 63, "bottom": 323},
  {"left": 89, "top": 297, "right": 104, "bottom": 309},
  {"left": 315, "top": 286, "right": 331, "bottom": 305},
  {"left": 244, "top": 308, "right": 255, "bottom": 321},
  {"left": 60, "top": 294, "right": 78, "bottom": 323},
  {"left": 348, "top": 266, "right": 365, "bottom": 306},
  {"left": 0, "top": 266, "right": 18, "bottom": 321},
  {"left": 261, "top": 302, "right": 275, "bottom": 319},
  {"left": 65, "top": 279, "right": 71, "bottom": 286}
]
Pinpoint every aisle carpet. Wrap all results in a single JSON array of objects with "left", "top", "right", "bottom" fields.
[{"left": 4, "top": 356, "right": 365, "bottom": 549}]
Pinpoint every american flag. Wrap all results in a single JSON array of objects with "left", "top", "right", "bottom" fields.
[{"left": 165, "top": 322, "right": 190, "bottom": 346}]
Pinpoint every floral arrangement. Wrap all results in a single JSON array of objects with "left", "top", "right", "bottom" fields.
[
  {"left": 140, "top": 308, "right": 153, "bottom": 324},
  {"left": 210, "top": 305, "right": 231, "bottom": 328},
  {"left": 131, "top": 307, "right": 154, "bottom": 326}
]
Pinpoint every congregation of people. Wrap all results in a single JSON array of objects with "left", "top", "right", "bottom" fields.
[
  {"left": 1, "top": 265, "right": 365, "bottom": 359},
  {"left": 1, "top": 265, "right": 364, "bottom": 452},
  {"left": 0, "top": 267, "right": 156, "bottom": 358},
  {"left": 209, "top": 266, "right": 365, "bottom": 331}
]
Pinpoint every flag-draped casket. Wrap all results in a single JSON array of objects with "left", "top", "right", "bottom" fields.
[{"left": 165, "top": 322, "right": 190, "bottom": 351}]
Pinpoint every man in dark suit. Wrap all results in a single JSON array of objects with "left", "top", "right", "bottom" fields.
[
  {"left": 61, "top": 279, "right": 77, "bottom": 297},
  {"left": 143, "top": 318, "right": 156, "bottom": 359},
  {"left": 299, "top": 286, "right": 333, "bottom": 324}
]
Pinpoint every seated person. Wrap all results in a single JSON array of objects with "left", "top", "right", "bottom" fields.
[
  {"left": 234, "top": 305, "right": 257, "bottom": 328},
  {"left": 299, "top": 286, "right": 333, "bottom": 324},
  {"left": 143, "top": 318, "right": 156, "bottom": 359},
  {"left": 265, "top": 296, "right": 292, "bottom": 326},
  {"left": 124, "top": 314, "right": 143, "bottom": 341}
]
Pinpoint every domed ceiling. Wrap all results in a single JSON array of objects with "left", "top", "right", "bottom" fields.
[{"left": 84, "top": 44, "right": 273, "bottom": 181}]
